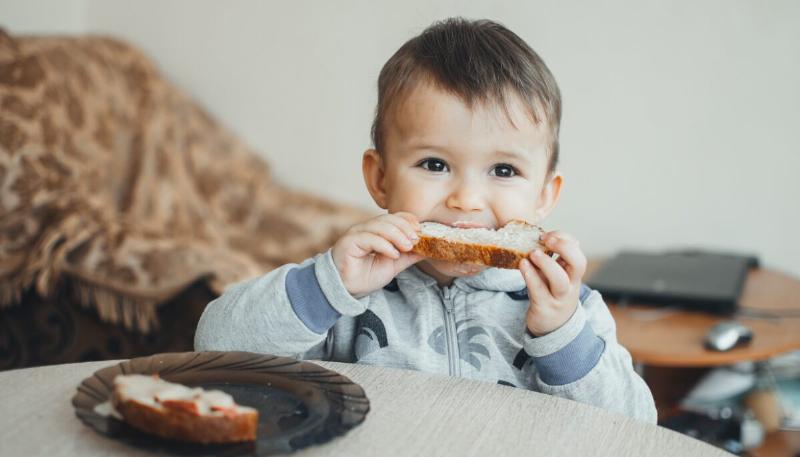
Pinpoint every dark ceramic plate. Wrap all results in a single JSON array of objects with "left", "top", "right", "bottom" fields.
[{"left": 72, "top": 351, "right": 370, "bottom": 456}]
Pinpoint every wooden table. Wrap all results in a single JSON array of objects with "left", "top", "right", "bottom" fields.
[
  {"left": 0, "top": 360, "right": 729, "bottom": 457},
  {"left": 585, "top": 263, "right": 800, "bottom": 367},
  {"left": 587, "top": 261, "right": 800, "bottom": 456}
]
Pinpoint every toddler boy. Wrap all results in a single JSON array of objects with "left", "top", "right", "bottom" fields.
[{"left": 195, "top": 17, "right": 656, "bottom": 423}]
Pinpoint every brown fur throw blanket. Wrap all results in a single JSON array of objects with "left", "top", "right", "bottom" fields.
[{"left": 0, "top": 29, "right": 369, "bottom": 333}]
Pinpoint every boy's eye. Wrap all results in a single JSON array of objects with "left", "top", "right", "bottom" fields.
[
  {"left": 490, "top": 164, "right": 518, "bottom": 178},
  {"left": 418, "top": 158, "right": 449, "bottom": 173}
]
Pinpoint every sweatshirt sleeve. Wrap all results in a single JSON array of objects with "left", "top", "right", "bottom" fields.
[
  {"left": 194, "top": 249, "right": 369, "bottom": 359},
  {"left": 522, "top": 286, "right": 657, "bottom": 424}
]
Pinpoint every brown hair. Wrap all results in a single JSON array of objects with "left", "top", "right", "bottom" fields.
[{"left": 371, "top": 18, "right": 562, "bottom": 173}]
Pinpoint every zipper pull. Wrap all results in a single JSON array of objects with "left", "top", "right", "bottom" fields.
[{"left": 442, "top": 287, "right": 455, "bottom": 313}]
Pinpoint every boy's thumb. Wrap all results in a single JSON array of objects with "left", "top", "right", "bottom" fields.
[{"left": 395, "top": 252, "right": 425, "bottom": 273}]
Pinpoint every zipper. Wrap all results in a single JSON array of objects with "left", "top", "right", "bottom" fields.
[{"left": 441, "top": 286, "right": 460, "bottom": 377}]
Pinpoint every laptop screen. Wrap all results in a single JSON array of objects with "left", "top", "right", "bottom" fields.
[{"left": 586, "top": 251, "right": 755, "bottom": 313}]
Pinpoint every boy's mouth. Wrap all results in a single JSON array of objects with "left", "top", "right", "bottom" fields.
[{"left": 443, "top": 220, "right": 494, "bottom": 230}]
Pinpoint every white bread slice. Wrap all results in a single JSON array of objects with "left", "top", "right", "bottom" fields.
[
  {"left": 411, "top": 220, "right": 546, "bottom": 269},
  {"left": 111, "top": 374, "right": 258, "bottom": 444}
]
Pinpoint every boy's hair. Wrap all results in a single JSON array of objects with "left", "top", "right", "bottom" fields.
[{"left": 371, "top": 18, "right": 562, "bottom": 173}]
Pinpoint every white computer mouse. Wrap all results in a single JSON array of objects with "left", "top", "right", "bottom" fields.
[{"left": 704, "top": 320, "right": 753, "bottom": 352}]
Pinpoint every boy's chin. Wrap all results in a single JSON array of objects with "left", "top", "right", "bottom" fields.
[{"left": 422, "top": 259, "right": 488, "bottom": 279}]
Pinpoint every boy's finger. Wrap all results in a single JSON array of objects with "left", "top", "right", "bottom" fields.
[
  {"left": 393, "top": 252, "right": 425, "bottom": 273},
  {"left": 385, "top": 214, "right": 422, "bottom": 242},
  {"left": 358, "top": 220, "right": 415, "bottom": 251},
  {"left": 541, "top": 230, "right": 577, "bottom": 247},
  {"left": 392, "top": 212, "right": 422, "bottom": 231},
  {"left": 519, "top": 258, "right": 552, "bottom": 306},
  {"left": 530, "top": 250, "right": 570, "bottom": 297},
  {"left": 352, "top": 232, "right": 400, "bottom": 259},
  {"left": 543, "top": 236, "right": 586, "bottom": 285}
]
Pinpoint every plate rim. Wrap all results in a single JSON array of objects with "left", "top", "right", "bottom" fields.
[{"left": 71, "top": 351, "right": 370, "bottom": 456}]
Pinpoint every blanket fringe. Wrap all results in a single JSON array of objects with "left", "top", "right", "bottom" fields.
[
  {"left": 70, "top": 278, "right": 159, "bottom": 334},
  {"left": 0, "top": 279, "right": 27, "bottom": 309},
  {"left": 0, "top": 275, "right": 159, "bottom": 334}
]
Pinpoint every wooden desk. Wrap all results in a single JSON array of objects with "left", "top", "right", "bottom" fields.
[
  {"left": 587, "top": 261, "right": 800, "bottom": 456},
  {"left": 0, "top": 360, "right": 728, "bottom": 457},
  {"left": 586, "top": 262, "right": 800, "bottom": 367}
]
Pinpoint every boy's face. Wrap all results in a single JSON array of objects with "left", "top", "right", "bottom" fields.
[{"left": 363, "top": 82, "right": 562, "bottom": 285}]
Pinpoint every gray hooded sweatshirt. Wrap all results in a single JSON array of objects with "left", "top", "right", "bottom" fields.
[{"left": 195, "top": 249, "right": 657, "bottom": 423}]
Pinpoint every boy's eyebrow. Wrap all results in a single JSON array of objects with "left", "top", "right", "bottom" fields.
[
  {"left": 405, "top": 142, "right": 449, "bottom": 153},
  {"left": 492, "top": 149, "right": 532, "bottom": 163},
  {"left": 406, "top": 143, "right": 532, "bottom": 162}
]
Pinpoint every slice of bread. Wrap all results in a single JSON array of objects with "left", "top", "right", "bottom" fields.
[
  {"left": 411, "top": 220, "right": 546, "bottom": 269},
  {"left": 111, "top": 374, "right": 258, "bottom": 444}
]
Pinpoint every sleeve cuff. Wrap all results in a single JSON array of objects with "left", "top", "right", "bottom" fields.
[
  {"left": 286, "top": 263, "right": 341, "bottom": 334},
  {"left": 314, "top": 249, "right": 369, "bottom": 316},
  {"left": 523, "top": 304, "right": 606, "bottom": 386}
]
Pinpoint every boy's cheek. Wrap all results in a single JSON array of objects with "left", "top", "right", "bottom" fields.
[{"left": 387, "top": 176, "right": 446, "bottom": 212}]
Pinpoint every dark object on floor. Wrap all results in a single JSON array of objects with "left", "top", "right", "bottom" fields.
[
  {"left": 587, "top": 250, "right": 758, "bottom": 314},
  {"left": 661, "top": 409, "right": 744, "bottom": 455}
]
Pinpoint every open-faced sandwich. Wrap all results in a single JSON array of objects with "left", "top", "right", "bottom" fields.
[
  {"left": 411, "top": 220, "right": 547, "bottom": 269},
  {"left": 111, "top": 374, "right": 258, "bottom": 444}
]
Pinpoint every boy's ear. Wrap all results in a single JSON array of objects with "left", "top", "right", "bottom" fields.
[
  {"left": 362, "top": 148, "right": 388, "bottom": 209},
  {"left": 535, "top": 171, "right": 563, "bottom": 221}
]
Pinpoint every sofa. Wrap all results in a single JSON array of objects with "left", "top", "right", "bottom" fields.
[{"left": 0, "top": 28, "right": 370, "bottom": 370}]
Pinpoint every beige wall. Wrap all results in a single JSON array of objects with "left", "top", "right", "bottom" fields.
[
  {"left": 3, "top": 1, "right": 799, "bottom": 276},
  {"left": 0, "top": 0, "right": 86, "bottom": 33}
]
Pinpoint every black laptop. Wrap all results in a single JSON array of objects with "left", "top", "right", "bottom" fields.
[{"left": 586, "top": 250, "right": 757, "bottom": 314}]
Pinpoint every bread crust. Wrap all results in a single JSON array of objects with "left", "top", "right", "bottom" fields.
[
  {"left": 112, "top": 394, "right": 258, "bottom": 444},
  {"left": 412, "top": 236, "right": 545, "bottom": 269}
]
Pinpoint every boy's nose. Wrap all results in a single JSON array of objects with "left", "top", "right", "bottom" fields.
[{"left": 446, "top": 181, "right": 485, "bottom": 212}]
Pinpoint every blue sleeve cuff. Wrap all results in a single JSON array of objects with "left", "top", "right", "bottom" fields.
[
  {"left": 531, "top": 321, "right": 605, "bottom": 386},
  {"left": 285, "top": 262, "right": 341, "bottom": 334}
]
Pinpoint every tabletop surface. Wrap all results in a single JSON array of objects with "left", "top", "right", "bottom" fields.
[
  {"left": 0, "top": 359, "right": 730, "bottom": 457},
  {"left": 586, "top": 262, "right": 800, "bottom": 367}
]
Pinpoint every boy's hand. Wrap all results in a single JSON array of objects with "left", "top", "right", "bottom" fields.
[
  {"left": 331, "top": 212, "right": 424, "bottom": 298},
  {"left": 519, "top": 231, "right": 588, "bottom": 336}
]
